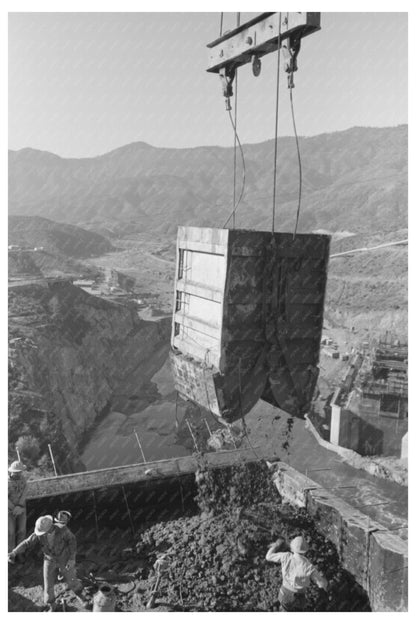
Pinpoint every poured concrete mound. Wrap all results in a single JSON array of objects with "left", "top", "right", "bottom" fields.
[{"left": 170, "top": 226, "right": 330, "bottom": 422}]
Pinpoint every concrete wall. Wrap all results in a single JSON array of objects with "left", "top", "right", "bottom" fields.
[
  {"left": 401, "top": 432, "right": 408, "bottom": 459},
  {"left": 329, "top": 400, "right": 341, "bottom": 446},
  {"left": 273, "top": 462, "right": 407, "bottom": 612},
  {"left": 330, "top": 402, "right": 407, "bottom": 457}
]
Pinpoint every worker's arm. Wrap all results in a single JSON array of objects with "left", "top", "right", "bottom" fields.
[
  {"left": 10, "top": 533, "right": 38, "bottom": 558},
  {"left": 311, "top": 567, "right": 328, "bottom": 590},
  {"left": 265, "top": 543, "right": 286, "bottom": 563}
]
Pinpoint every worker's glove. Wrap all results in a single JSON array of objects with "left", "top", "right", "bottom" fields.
[
  {"left": 14, "top": 505, "right": 24, "bottom": 516},
  {"left": 65, "top": 559, "right": 76, "bottom": 571},
  {"left": 8, "top": 553, "right": 16, "bottom": 564}
]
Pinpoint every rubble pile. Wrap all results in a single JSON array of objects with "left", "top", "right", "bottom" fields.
[
  {"left": 8, "top": 462, "right": 371, "bottom": 611},
  {"left": 129, "top": 462, "right": 370, "bottom": 612}
]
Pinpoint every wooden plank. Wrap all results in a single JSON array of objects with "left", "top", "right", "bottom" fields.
[
  {"left": 27, "top": 447, "right": 279, "bottom": 500},
  {"left": 207, "top": 12, "right": 321, "bottom": 73}
]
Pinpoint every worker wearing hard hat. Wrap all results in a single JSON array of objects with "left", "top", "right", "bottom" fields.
[
  {"left": 266, "top": 535, "right": 328, "bottom": 611},
  {"left": 8, "top": 461, "right": 28, "bottom": 551},
  {"left": 54, "top": 510, "right": 72, "bottom": 528},
  {"left": 8, "top": 514, "right": 89, "bottom": 611}
]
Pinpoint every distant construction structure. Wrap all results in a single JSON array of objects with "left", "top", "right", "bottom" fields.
[{"left": 310, "top": 335, "right": 408, "bottom": 457}]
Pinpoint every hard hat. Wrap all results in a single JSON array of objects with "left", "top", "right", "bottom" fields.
[
  {"left": 8, "top": 461, "right": 26, "bottom": 473},
  {"left": 35, "top": 515, "right": 53, "bottom": 536},
  {"left": 290, "top": 536, "right": 309, "bottom": 554},
  {"left": 54, "top": 510, "right": 72, "bottom": 526}
]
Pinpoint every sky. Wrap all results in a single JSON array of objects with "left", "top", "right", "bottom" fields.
[{"left": 8, "top": 11, "right": 408, "bottom": 158}]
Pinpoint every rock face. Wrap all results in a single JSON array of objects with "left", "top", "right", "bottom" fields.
[{"left": 8, "top": 280, "right": 171, "bottom": 473}]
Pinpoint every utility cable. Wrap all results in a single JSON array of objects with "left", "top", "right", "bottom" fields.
[
  {"left": 289, "top": 77, "right": 302, "bottom": 239},
  {"left": 271, "top": 12, "right": 282, "bottom": 234},
  {"left": 223, "top": 109, "right": 246, "bottom": 228}
]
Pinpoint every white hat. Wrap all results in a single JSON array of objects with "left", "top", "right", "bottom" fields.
[
  {"left": 35, "top": 515, "right": 53, "bottom": 536},
  {"left": 290, "top": 536, "right": 309, "bottom": 554},
  {"left": 9, "top": 461, "right": 26, "bottom": 473}
]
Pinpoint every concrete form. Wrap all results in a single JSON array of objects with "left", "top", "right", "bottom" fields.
[
  {"left": 273, "top": 462, "right": 408, "bottom": 611},
  {"left": 170, "top": 226, "right": 330, "bottom": 422}
]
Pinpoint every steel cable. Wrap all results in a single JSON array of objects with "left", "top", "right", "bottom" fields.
[
  {"left": 271, "top": 13, "right": 282, "bottom": 234},
  {"left": 222, "top": 109, "right": 246, "bottom": 229},
  {"left": 289, "top": 78, "right": 303, "bottom": 239}
]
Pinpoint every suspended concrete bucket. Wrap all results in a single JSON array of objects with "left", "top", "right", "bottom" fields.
[{"left": 170, "top": 226, "right": 330, "bottom": 423}]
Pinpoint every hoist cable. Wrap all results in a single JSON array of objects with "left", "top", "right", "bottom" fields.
[
  {"left": 271, "top": 12, "right": 282, "bottom": 234},
  {"left": 232, "top": 12, "right": 240, "bottom": 229},
  {"left": 232, "top": 70, "right": 238, "bottom": 228},
  {"left": 289, "top": 78, "right": 302, "bottom": 239},
  {"left": 222, "top": 109, "right": 246, "bottom": 228}
]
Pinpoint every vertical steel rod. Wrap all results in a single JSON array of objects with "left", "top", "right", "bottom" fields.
[
  {"left": 134, "top": 428, "right": 147, "bottom": 463},
  {"left": 122, "top": 486, "right": 135, "bottom": 539},
  {"left": 204, "top": 418, "right": 213, "bottom": 437},
  {"left": 186, "top": 420, "right": 200, "bottom": 453},
  {"left": 48, "top": 444, "right": 58, "bottom": 476},
  {"left": 91, "top": 490, "right": 100, "bottom": 542}
]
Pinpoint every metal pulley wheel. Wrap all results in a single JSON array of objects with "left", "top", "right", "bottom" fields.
[{"left": 252, "top": 55, "right": 261, "bottom": 77}]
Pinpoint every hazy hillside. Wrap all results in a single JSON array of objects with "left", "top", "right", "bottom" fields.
[
  {"left": 8, "top": 215, "right": 114, "bottom": 258},
  {"left": 8, "top": 249, "right": 100, "bottom": 280},
  {"left": 8, "top": 126, "right": 407, "bottom": 236}
]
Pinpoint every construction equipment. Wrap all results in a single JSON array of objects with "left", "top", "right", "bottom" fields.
[
  {"left": 171, "top": 227, "right": 329, "bottom": 423},
  {"left": 207, "top": 12, "right": 320, "bottom": 96},
  {"left": 170, "top": 13, "right": 327, "bottom": 425}
]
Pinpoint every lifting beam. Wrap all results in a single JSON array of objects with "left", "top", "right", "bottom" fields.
[{"left": 207, "top": 12, "right": 320, "bottom": 95}]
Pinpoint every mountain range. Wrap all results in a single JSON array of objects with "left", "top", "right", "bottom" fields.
[{"left": 8, "top": 125, "right": 407, "bottom": 237}]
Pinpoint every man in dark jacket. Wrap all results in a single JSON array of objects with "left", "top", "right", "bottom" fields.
[{"left": 8, "top": 515, "right": 88, "bottom": 611}]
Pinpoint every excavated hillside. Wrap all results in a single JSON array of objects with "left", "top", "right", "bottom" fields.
[{"left": 8, "top": 280, "right": 171, "bottom": 473}]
